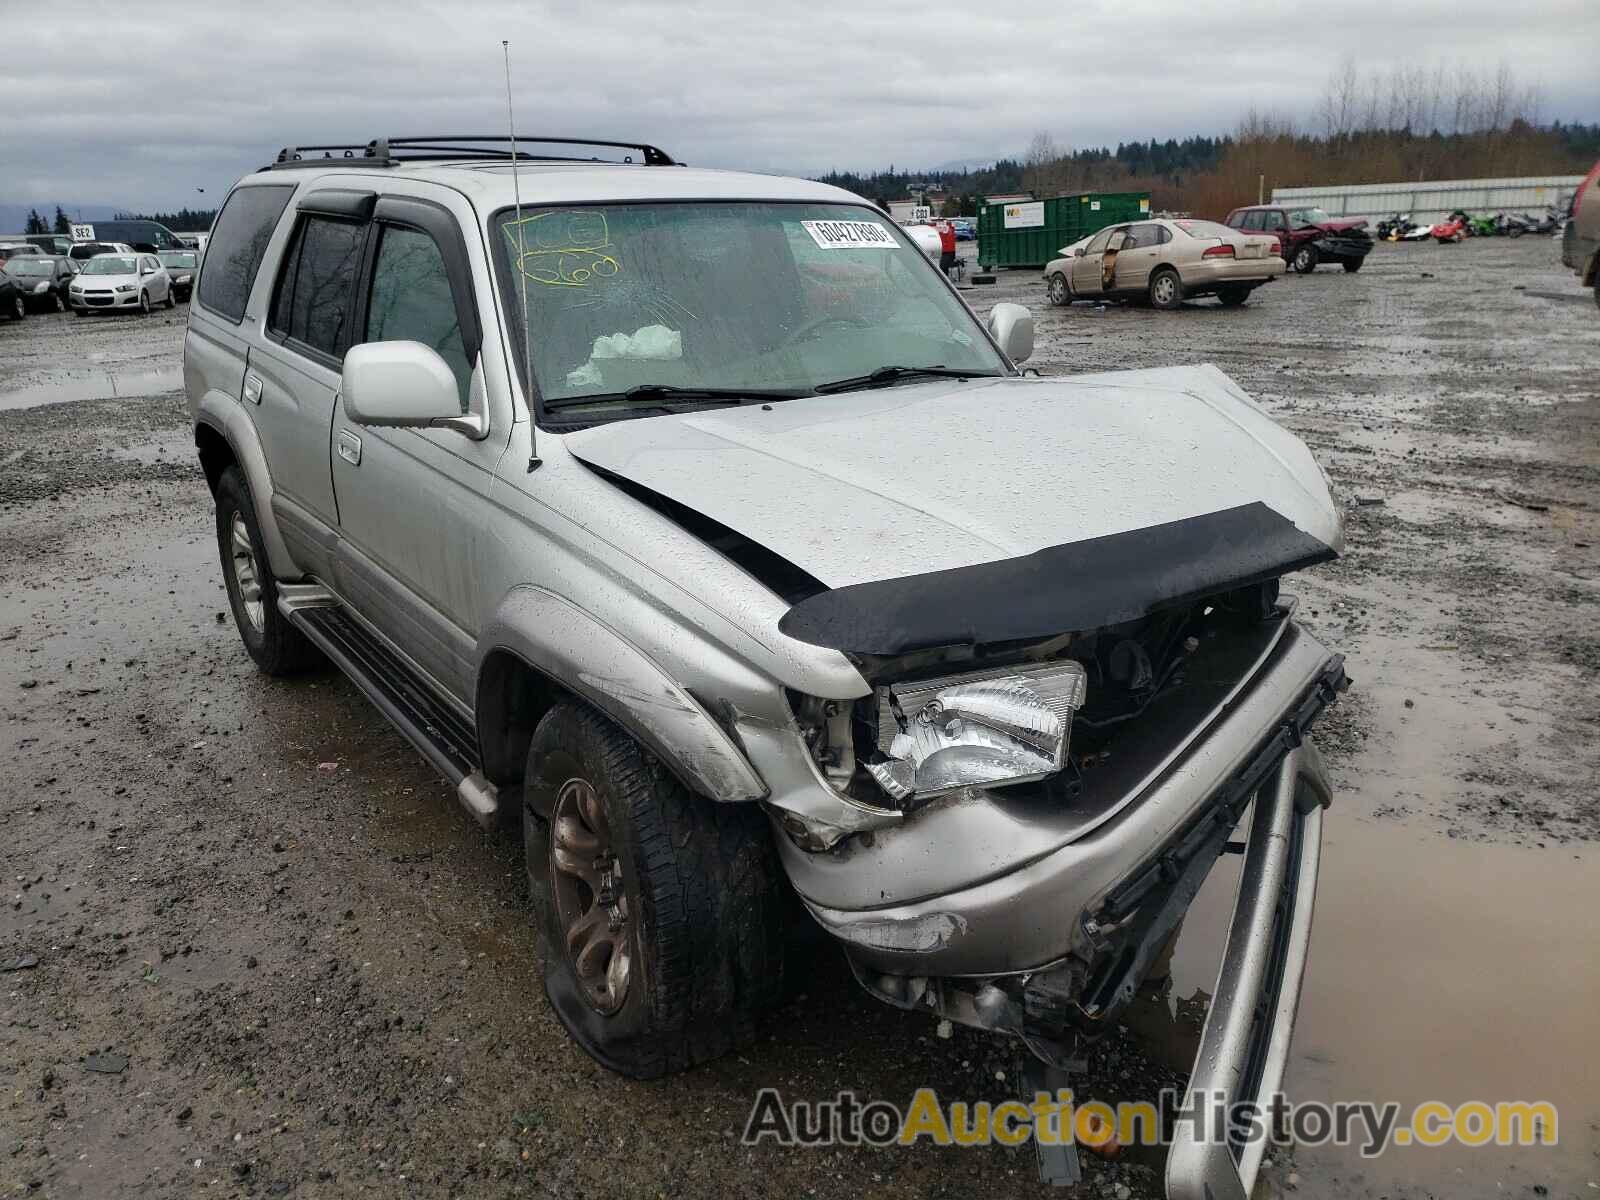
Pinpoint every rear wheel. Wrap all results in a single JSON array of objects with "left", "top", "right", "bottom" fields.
[
  {"left": 1342, "top": 258, "right": 1363, "bottom": 273},
  {"left": 1047, "top": 272, "right": 1071, "bottom": 306},
  {"left": 1217, "top": 285, "right": 1250, "bottom": 307},
  {"left": 214, "top": 467, "right": 323, "bottom": 677},
  {"left": 523, "top": 703, "right": 787, "bottom": 1079},
  {"left": 163, "top": 287, "right": 175, "bottom": 309},
  {"left": 1148, "top": 268, "right": 1183, "bottom": 310},
  {"left": 1292, "top": 244, "right": 1318, "bottom": 273}
]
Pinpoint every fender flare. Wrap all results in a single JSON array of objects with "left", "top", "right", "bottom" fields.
[
  {"left": 476, "top": 586, "right": 769, "bottom": 806},
  {"left": 195, "top": 391, "right": 301, "bottom": 580}
]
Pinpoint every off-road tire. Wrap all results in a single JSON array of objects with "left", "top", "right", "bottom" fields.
[
  {"left": 1292, "top": 244, "right": 1318, "bottom": 274},
  {"left": 214, "top": 467, "right": 323, "bottom": 676},
  {"left": 1149, "top": 267, "right": 1183, "bottom": 310},
  {"left": 1342, "top": 258, "right": 1363, "bottom": 273},
  {"left": 1217, "top": 285, "right": 1250, "bottom": 307},
  {"left": 523, "top": 702, "right": 787, "bottom": 1079},
  {"left": 1047, "top": 272, "right": 1071, "bottom": 306}
]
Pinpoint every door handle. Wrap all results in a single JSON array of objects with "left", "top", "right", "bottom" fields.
[
  {"left": 242, "top": 373, "right": 262, "bottom": 405},
  {"left": 338, "top": 430, "right": 362, "bottom": 466}
]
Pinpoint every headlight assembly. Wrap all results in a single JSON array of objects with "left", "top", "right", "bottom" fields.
[
  {"left": 867, "top": 660, "right": 1088, "bottom": 802},
  {"left": 114, "top": 284, "right": 136, "bottom": 293}
]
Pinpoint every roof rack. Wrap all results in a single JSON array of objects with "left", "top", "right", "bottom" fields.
[{"left": 266, "top": 135, "right": 677, "bottom": 170}]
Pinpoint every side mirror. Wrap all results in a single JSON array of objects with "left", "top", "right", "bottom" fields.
[
  {"left": 987, "top": 302, "right": 1034, "bottom": 365},
  {"left": 1073, "top": 247, "right": 1085, "bottom": 257},
  {"left": 342, "top": 341, "right": 487, "bottom": 438}
]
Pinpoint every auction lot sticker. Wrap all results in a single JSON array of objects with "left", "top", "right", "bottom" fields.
[{"left": 802, "top": 220, "right": 897, "bottom": 249}]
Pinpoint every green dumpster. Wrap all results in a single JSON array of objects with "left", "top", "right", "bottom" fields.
[{"left": 977, "top": 192, "right": 1152, "bottom": 269}]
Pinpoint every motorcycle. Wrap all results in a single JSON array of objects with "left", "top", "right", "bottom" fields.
[
  {"left": 1466, "top": 213, "right": 1499, "bottom": 238},
  {"left": 1432, "top": 212, "right": 1469, "bottom": 243},
  {"left": 1504, "top": 206, "right": 1560, "bottom": 238},
  {"left": 1376, "top": 213, "right": 1425, "bottom": 241}
]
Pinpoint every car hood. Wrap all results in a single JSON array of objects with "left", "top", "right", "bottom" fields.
[
  {"left": 565, "top": 363, "right": 1343, "bottom": 595},
  {"left": 1308, "top": 218, "right": 1368, "bottom": 233},
  {"left": 74, "top": 272, "right": 140, "bottom": 285}
]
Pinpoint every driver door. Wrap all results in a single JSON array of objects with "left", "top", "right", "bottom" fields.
[{"left": 1070, "top": 227, "right": 1117, "bottom": 296}]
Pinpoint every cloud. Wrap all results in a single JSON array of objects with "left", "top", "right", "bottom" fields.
[{"left": 3, "top": 0, "right": 1596, "bottom": 211}]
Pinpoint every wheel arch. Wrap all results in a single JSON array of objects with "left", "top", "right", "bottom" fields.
[
  {"left": 193, "top": 397, "right": 300, "bottom": 580},
  {"left": 474, "top": 586, "right": 769, "bottom": 814}
]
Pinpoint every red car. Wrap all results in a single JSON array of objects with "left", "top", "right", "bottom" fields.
[{"left": 1224, "top": 204, "right": 1373, "bottom": 274}]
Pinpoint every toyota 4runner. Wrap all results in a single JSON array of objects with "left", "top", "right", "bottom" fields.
[{"left": 186, "top": 135, "right": 1347, "bottom": 1199}]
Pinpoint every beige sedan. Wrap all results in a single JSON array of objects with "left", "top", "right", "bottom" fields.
[{"left": 1045, "top": 218, "right": 1283, "bottom": 310}]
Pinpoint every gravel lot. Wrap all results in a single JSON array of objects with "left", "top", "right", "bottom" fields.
[{"left": 3, "top": 236, "right": 1598, "bottom": 1199}]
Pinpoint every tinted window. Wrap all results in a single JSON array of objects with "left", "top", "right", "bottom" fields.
[
  {"left": 1126, "top": 223, "right": 1166, "bottom": 249},
  {"left": 198, "top": 184, "right": 294, "bottom": 322},
  {"left": 269, "top": 216, "right": 365, "bottom": 358},
  {"left": 1225, "top": 211, "right": 1246, "bottom": 228},
  {"left": 1240, "top": 211, "right": 1265, "bottom": 231},
  {"left": 364, "top": 226, "right": 470, "bottom": 408}
]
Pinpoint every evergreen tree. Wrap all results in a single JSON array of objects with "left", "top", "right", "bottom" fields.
[
  {"left": 24, "top": 209, "right": 47, "bottom": 235},
  {"left": 52, "top": 206, "right": 71, "bottom": 235}
]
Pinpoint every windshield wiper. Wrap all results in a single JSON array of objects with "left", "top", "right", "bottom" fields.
[
  {"left": 813, "top": 365, "right": 999, "bottom": 395},
  {"left": 546, "top": 383, "right": 806, "bottom": 411}
]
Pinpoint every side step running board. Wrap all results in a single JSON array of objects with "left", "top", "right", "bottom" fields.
[{"left": 280, "top": 598, "right": 500, "bottom": 827}]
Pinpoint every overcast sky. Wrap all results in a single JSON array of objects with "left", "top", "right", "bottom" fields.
[{"left": 5, "top": 0, "right": 1597, "bottom": 214}]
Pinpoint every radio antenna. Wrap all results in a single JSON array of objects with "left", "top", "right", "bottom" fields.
[{"left": 502, "top": 39, "right": 540, "bottom": 471}]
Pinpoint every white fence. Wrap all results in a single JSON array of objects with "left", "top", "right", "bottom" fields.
[{"left": 1271, "top": 175, "right": 1584, "bottom": 225}]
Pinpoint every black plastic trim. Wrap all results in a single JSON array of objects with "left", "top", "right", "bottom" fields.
[
  {"left": 296, "top": 188, "right": 378, "bottom": 220},
  {"left": 778, "top": 503, "right": 1337, "bottom": 656},
  {"left": 366, "top": 195, "right": 483, "bottom": 364}
]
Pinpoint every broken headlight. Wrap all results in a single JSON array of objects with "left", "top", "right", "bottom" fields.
[{"left": 867, "top": 660, "right": 1088, "bottom": 802}]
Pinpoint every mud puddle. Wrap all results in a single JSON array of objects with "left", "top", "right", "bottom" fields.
[
  {"left": 0, "top": 367, "right": 184, "bottom": 412},
  {"left": 1151, "top": 810, "right": 1600, "bottom": 1196}
]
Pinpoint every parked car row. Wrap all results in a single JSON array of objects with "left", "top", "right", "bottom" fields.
[{"left": 0, "top": 245, "right": 199, "bottom": 322}]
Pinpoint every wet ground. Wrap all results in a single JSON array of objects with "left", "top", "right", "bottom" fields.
[{"left": 3, "top": 237, "right": 1598, "bottom": 1198}]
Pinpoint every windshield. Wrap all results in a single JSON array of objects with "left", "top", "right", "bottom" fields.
[
  {"left": 1288, "top": 207, "right": 1332, "bottom": 226},
  {"left": 158, "top": 251, "right": 197, "bottom": 269},
  {"left": 83, "top": 256, "right": 137, "bottom": 275},
  {"left": 6, "top": 259, "right": 54, "bottom": 276},
  {"left": 492, "top": 201, "right": 1006, "bottom": 417}
]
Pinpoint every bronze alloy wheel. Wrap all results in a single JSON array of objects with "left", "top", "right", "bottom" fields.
[{"left": 549, "top": 776, "right": 634, "bottom": 1014}]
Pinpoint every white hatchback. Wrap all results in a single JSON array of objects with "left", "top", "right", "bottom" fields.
[{"left": 69, "top": 252, "right": 175, "bottom": 315}]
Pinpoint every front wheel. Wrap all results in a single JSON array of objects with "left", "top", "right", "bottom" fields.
[
  {"left": 1148, "top": 268, "right": 1183, "bottom": 310},
  {"left": 214, "top": 467, "right": 323, "bottom": 676},
  {"left": 52, "top": 293, "right": 65, "bottom": 313},
  {"left": 1047, "top": 272, "right": 1071, "bottom": 306},
  {"left": 523, "top": 703, "right": 787, "bottom": 1079},
  {"left": 138, "top": 291, "right": 151, "bottom": 315},
  {"left": 1216, "top": 285, "right": 1250, "bottom": 307},
  {"left": 1342, "top": 258, "right": 1363, "bottom": 273},
  {"left": 1292, "top": 245, "right": 1318, "bottom": 273},
  {"left": 6, "top": 294, "right": 25, "bottom": 321},
  {"left": 1507, "top": 225, "right": 1525, "bottom": 239}
]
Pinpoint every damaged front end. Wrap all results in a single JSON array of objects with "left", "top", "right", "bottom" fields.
[{"left": 777, "top": 579, "right": 1346, "bottom": 1197}]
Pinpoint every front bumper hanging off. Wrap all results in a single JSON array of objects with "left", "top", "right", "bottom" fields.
[{"left": 1165, "top": 743, "right": 1324, "bottom": 1200}]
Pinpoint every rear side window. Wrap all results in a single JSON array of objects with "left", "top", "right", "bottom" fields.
[
  {"left": 269, "top": 216, "right": 365, "bottom": 359},
  {"left": 1241, "top": 211, "right": 1265, "bottom": 232},
  {"left": 198, "top": 184, "right": 294, "bottom": 322},
  {"left": 1225, "top": 211, "right": 1245, "bottom": 228},
  {"left": 363, "top": 226, "right": 470, "bottom": 409}
]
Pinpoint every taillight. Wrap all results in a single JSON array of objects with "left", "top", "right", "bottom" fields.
[
  {"left": 1270, "top": 239, "right": 1283, "bottom": 257},
  {"left": 1202, "top": 244, "right": 1235, "bottom": 259}
]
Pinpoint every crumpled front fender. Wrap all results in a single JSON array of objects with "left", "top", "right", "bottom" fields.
[{"left": 476, "top": 585, "right": 769, "bottom": 805}]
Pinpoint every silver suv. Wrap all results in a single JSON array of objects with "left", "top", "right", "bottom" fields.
[{"left": 186, "top": 136, "right": 1346, "bottom": 1197}]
